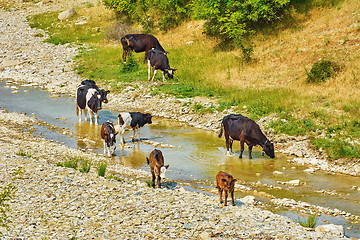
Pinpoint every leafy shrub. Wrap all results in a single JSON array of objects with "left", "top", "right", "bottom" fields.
[
  {"left": 306, "top": 59, "right": 340, "bottom": 83},
  {"left": 64, "top": 158, "right": 79, "bottom": 169},
  {"left": 297, "top": 215, "right": 318, "bottom": 228},
  {"left": 192, "top": 0, "right": 291, "bottom": 47}
]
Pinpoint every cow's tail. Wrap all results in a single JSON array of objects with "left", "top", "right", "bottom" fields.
[
  {"left": 218, "top": 121, "right": 224, "bottom": 138},
  {"left": 146, "top": 157, "right": 150, "bottom": 165}
]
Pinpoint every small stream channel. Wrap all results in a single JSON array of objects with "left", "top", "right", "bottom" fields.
[{"left": 1, "top": 80, "right": 359, "bottom": 238}]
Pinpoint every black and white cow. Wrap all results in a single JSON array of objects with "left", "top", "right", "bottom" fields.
[
  {"left": 76, "top": 80, "right": 110, "bottom": 125},
  {"left": 147, "top": 48, "right": 176, "bottom": 81},
  {"left": 100, "top": 121, "right": 118, "bottom": 157},
  {"left": 117, "top": 112, "right": 152, "bottom": 144}
]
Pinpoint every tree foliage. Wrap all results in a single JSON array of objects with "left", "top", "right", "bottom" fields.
[{"left": 103, "top": 0, "right": 291, "bottom": 45}]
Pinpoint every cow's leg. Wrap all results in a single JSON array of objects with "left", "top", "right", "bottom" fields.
[
  {"left": 224, "top": 190, "right": 228, "bottom": 206},
  {"left": 147, "top": 60, "right": 151, "bottom": 81},
  {"left": 225, "top": 135, "right": 231, "bottom": 156},
  {"left": 88, "top": 111, "right": 94, "bottom": 124},
  {"left": 103, "top": 141, "right": 107, "bottom": 156},
  {"left": 231, "top": 190, "right": 235, "bottom": 206},
  {"left": 229, "top": 139, "right": 234, "bottom": 154},
  {"left": 218, "top": 188, "right": 223, "bottom": 204},
  {"left": 162, "top": 71, "right": 166, "bottom": 81},
  {"left": 132, "top": 128, "right": 137, "bottom": 142},
  {"left": 248, "top": 145, "right": 253, "bottom": 159},
  {"left": 121, "top": 127, "right": 126, "bottom": 144},
  {"left": 151, "top": 171, "right": 156, "bottom": 188},
  {"left": 157, "top": 175, "right": 161, "bottom": 188},
  {"left": 94, "top": 113, "right": 99, "bottom": 126},
  {"left": 84, "top": 109, "right": 88, "bottom": 122},
  {"left": 239, "top": 140, "right": 245, "bottom": 158},
  {"left": 151, "top": 69, "right": 158, "bottom": 81}
]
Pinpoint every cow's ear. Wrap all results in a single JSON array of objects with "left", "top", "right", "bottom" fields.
[
  {"left": 165, "top": 165, "right": 169, "bottom": 169},
  {"left": 172, "top": 68, "right": 177, "bottom": 71},
  {"left": 106, "top": 90, "right": 110, "bottom": 93},
  {"left": 233, "top": 179, "right": 237, "bottom": 182},
  {"left": 221, "top": 179, "right": 227, "bottom": 182},
  {"left": 115, "top": 132, "right": 119, "bottom": 136}
]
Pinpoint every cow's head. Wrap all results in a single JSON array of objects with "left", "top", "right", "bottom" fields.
[
  {"left": 145, "top": 113, "right": 152, "bottom": 124},
  {"left": 105, "top": 131, "right": 118, "bottom": 147},
  {"left": 263, "top": 140, "right": 275, "bottom": 158},
  {"left": 99, "top": 89, "right": 110, "bottom": 104},
  {"left": 221, "top": 178, "right": 237, "bottom": 190},
  {"left": 165, "top": 68, "right": 177, "bottom": 79},
  {"left": 156, "top": 164, "right": 169, "bottom": 180}
]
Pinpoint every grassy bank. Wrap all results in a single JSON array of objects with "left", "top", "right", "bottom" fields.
[{"left": 25, "top": 0, "right": 360, "bottom": 160}]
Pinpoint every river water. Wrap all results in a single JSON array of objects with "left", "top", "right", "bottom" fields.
[{"left": 0, "top": 81, "right": 359, "bottom": 238}]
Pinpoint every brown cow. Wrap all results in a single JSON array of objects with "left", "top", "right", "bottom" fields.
[
  {"left": 121, "top": 34, "right": 166, "bottom": 63},
  {"left": 100, "top": 121, "right": 118, "bottom": 157},
  {"left": 216, "top": 171, "right": 237, "bottom": 206},
  {"left": 146, "top": 149, "right": 169, "bottom": 188},
  {"left": 218, "top": 114, "right": 275, "bottom": 159}
]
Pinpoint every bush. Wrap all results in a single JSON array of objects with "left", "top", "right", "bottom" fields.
[{"left": 306, "top": 59, "right": 340, "bottom": 83}]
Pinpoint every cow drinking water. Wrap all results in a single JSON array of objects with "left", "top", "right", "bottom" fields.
[
  {"left": 121, "top": 34, "right": 165, "bottom": 63},
  {"left": 218, "top": 114, "right": 275, "bottom": 159},
  {"left": 76, "top": 80, "right": 110, "bottom": 125},
  {"left": 147, "top": 48, "right": 176, "bottom": 81},
  {"left": 146, "top": 149, "right": 169, "bottom": 188},
  {"left": 216, "top": 171, "right": 237, "bottom": 206},
  {"left": 100, "top": 121, "right": 118, "bottom": 157},
  {"left": 117, "top": 112, "right": 152, "bottom": 144}
]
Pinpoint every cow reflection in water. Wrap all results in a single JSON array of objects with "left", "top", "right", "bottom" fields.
[{"left": 75, "top": 122, "right": 103, "bottom": 150}]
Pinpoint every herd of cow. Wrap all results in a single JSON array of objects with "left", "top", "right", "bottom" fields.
[{"left": 75, "top": 34, "right": 275, "bottom": 206}]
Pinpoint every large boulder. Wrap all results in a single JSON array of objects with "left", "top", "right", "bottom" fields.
[
  {"left": 58, "top": 9, "right": 77, "bottom": 21},
  {"left": 315, "top": 224, "right": 344, "bottom": 237}
]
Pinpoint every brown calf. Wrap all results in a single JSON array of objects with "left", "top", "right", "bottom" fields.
[
  {"left": 216, "top": 171, "right": 237, "bottom": 206},
  {"left": 100, "top": 121, "right": 118, "bottom": 157},
  {"left": 146, "top": 149, "right": 169, "bottom": 188}
]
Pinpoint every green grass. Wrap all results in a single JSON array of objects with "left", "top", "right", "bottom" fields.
[
  {"left": 79, "top": 160, "right": 91, "bottom": 173},
  {"left": 311, "top": 137, "right": 360, "bottom": 160},
  {"left": 145, "top": 179, "right": 153, "bottom": 187},
  {"left": 17, "top": 149, "right": 32, "bottom": 158},
  {"left": 97, "top": 162, "right": 107, "bottom": 177},
  {"left": 297, "top": 215, "right": 318, "bottom": 228}
]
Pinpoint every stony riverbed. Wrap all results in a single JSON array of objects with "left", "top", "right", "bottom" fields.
[{"left": 0, "top": 0, "right": 358, "bottom": 239}]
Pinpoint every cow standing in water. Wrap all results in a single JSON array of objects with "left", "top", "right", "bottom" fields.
[
  {"left": 146, "top": 149, "right": 169, "bottom": 188},
  {"left": 218, "top": 114, "right": 275, "bottom": 159},
  {"left": 216, "top": 171, "right": 237, "bottom": 206},
  {"left": 147, "top": 48, "right": 177, "bottom": 81},
  {"left": 121, "top": 34, "right": 165, "bottom": 63},
  {"left": 100, "top": 121, "right": 118, "bottom": 157},
  {"left": 117, "top": 112, "right": 152, "bottom": 144},
  {"left": 76, "top": 80, "right": 109, "bottom": 125}
]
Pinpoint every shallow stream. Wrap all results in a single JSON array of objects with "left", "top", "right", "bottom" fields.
[{"left": 0, "top": 81, "right": 359, "bottom": 238}]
